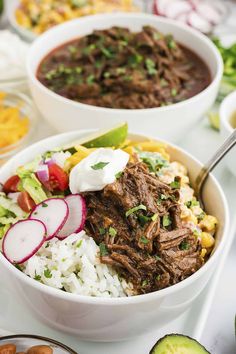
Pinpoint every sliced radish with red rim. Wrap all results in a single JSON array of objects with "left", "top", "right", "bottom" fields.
[
  {"left": 2, "top": 219, "right": 46, "bottom": 264},
  {"left": 30, "top": 198, "right": 69, "bottom": 241},
  {"left": 187, "top": 10, "right": 213, "bottom": 33},
  {"left": 165, "top": 0, "right": 192, "bottom": 19},
  {"left": 57, "top": 194, "right": 86, "bottom": 240}
]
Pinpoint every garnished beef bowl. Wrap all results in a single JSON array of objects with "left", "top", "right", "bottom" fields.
[
  {"left": 27, "top": 13, "right": 223, "bottom": 140},
  {"left": 0, "top": 129, "right": 229, "bottom": 341}
]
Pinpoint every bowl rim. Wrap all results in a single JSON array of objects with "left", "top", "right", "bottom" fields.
[
  {"left": 27, "top": 12, "right": 223, "bottom": 114},
  {"left": 0, "top": 91, "right": 36, "bottom": 159},
  {"left": 0, "top": 334, "right": 77, "bottom": 353},
  {"left": 0, "top": 129, "right": 230, "bottom": 305},
  {"left": 219, "top": 90, "right": 236, "bottom": 133}
]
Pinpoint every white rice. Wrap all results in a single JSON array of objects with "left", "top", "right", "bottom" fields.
[{"left": 23, "top": 231, "right": 133, "bottom": 298}]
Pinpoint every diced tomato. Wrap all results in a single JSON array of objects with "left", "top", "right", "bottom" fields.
[
  {"left": 17, "top": 191, "right": 36, "bottom": 213},
  {"left": 44, "top": 163, "right": 69, "bottom": 192},
  {"left": 2, "top": 175, "right": 20, "bottom": 193}
]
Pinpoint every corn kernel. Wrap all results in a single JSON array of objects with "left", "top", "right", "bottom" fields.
[
  {"left": 201, "top": 232, "right": 215, "bottom": 248},
  {"left": 201, "top": 248, "right": 207, "bottom": 258},
  {"left": 199, "top": 215, "right": 218, "bottom": 232}
]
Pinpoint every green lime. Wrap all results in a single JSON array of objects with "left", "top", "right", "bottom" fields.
[
  {"left": 208, "top": 112, "right": 220, "bottom": 131},
  {"left": 82, "top": 122, "right": 128, "bottom": 148}
]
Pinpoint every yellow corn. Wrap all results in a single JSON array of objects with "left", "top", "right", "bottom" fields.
[
  {"left": 201, "top": 232, "right": 215, "bottom": 249},
  {"left": 200, "top": 248, "right": 207, "bottom": 258},
  {"left": 199, "top": 215, "right": 218, "bottom": 232}
]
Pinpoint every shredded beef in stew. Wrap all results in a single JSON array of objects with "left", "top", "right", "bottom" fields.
[
  {"left": 83, "top": 162, "right": 203, "bottom": 294},
  {"left": 37, "top": 26, "right": 211, "bottom": 109}
]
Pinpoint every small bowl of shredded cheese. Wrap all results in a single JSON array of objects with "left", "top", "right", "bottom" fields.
[{"left": 0, "top": 91, "right": 36, "bottom": 164}]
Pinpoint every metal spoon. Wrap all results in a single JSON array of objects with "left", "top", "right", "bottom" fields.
[{"left": 195, "top": 129, "right": 236, "bottom": 208}]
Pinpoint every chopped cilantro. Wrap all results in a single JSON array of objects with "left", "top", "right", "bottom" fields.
[
  {"left": 185, "top": 200, "right": 199, "bottom": 208},
  {"left": 162, "top": 215, "right": 172, "bottom": 227},
  {"left": 151, "top": 213, "right": 158, "bottom": 221},
  {"left": 198, "top": 212, "right": 205, "bottom": 221},
  {"left": 115, "top": 171, "right": 123, "bottom": 179},
  {"left": 104, "top": 72, "right": 111, "bottom": 79},
  {"left": 100, "top": 46, "right": 113, "bottom": 58},
  {"left": 126, "top": 204, "right": 147, "bottom": 217},
  {"left": 34, "top": 274, "right": 41, "bottom": 281},
  {"left": 76, "top": 240, "right": 83, "bottom": 248},
  {"left": 170, "top": 179, "right": 180, "bottom": 189},
  {"left": 45, "top": 242, "right": 50, "bottom": 248},
  {"left": 99, "top": 243, "right": 108, "bottom": 257},
  {"left": 75, "top": 67, "right": 82, "bottom": 74},
  {"left": 154, "top": 255, "right": 161, "bottom": 261},
  {"left": 145, "top": 58, "right": 157, "bottom": 75},
  {"left": 42, "top": 202, "right": 48, "bottom": 208},
  {"left": 109, "top": 227, "right": 117, "bottom": 237},
  {"left": 44, "top": 268, "right": 52, "bottom": 278},
  {"left": 128, "top": 54, "right": 143, "bottom": 67},
  {"left": 140, "top": 235, "right": 149, "bottom": 244},
  {"left": 156, "top": 274, "right": 161, "bottom": 281},
  {"left": 180, "top": 240, "right": 190, "bottom": 250},
  {"left": 142, "top": 279, "right": 148, "bottom": 287},
  {"left": 99, "top": 227, "right": 106, "bottom": 235},
  {"left": 86, "top": 74, "right": 95, "bottom": 84},
  {"left": 138, "top": 214, "right": 150, "bottom": 226},
  {"left": 171, "top": 88, "right": 177, "bottom": 97},
  {"left": 91, "top": 161, "right": 109, "bottom": 170},
  {"left": 68, "top": 46, "right": 77, "bottom": 54}
]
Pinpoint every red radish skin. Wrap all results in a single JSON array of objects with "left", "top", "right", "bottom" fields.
[
  {"left": 195, "top": 2, "right": 222, "bottom": 25},
  {"left": 57, "top": 194, "right": 86, "bottom": 240},
  {"left": 176, "top": 12, "right": 189, "bottom": 23},
  {"left": 165, "top": 0, "right": 192, "bottom": 19},
  {"left": 2, "top": 219, "right": 46, "bottom": 264},
  {"left": 29, "top": 198, "right": 69, "bottom": 241},
  {"left": 154, "top": 0, "right": 172, "bottom": 16}
]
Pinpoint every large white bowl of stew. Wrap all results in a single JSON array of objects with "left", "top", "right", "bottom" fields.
[
  {"left": 27, "top": 13, "right": 223, "bottom": 141},
  {"left": 0, "top": 128, "right": 229, "bottom": 341}
]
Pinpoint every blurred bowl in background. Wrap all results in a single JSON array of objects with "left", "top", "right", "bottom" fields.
[
  {"left": 219, "top": 90, "right": 236, "bottom": 177},
  {"left": 27, "top": 13, "right": 223, "bottom": 141},
  {"left": 0, "top": 334, "right": 77, "bottom": 353}
]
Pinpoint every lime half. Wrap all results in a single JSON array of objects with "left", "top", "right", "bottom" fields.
[{"left": 82, "top": 122, "right": 128, "bottom": 148}]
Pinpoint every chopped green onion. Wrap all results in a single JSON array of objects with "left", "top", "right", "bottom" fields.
[
  {"left": 162, "top": 215, "right": 172, "bottom": 227},
  {"left": 140, "top": 235, "right": 149, "bottom": 244},
  {"left": 99, "top": 243, "right": 108, "bottom": 257},
  {"left": 126, "top": 204, "right": 147, "bottom": 217},
  {"left": 91, "top": 161, "right": 109, "bottom": 170},
  {"left": 109, "top": 227, "right": 117, "bottom": 237}
]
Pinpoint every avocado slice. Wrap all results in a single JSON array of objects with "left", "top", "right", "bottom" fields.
[{"left": 150, "top": 334, "right": 211, "bottom": 354}]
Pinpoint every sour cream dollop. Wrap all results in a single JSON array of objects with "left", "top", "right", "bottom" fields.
[
  {"left": 69, "top": 148, "right": 129, "bottom": 193},
  {"left": 0, "top": 31, "right": 29, "bottom": 80}
]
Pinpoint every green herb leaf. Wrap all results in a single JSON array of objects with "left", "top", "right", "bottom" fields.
[
  {"left": 162, "top": 215, "right": 172, "bottom": 227},
  {"left": 170, "top": 179, "right": 180, "bottom": 189},
  {"left": 91, "top": 161, "right": 109, "bottom": 170},
  {"left": 156, "top": 274, "right": 161, "bottom": 281},
  {"left": 42, "top": 202, "right": 48, "bottom": 208},
  {"left": 76, "top": 240, "right": 83, "bottom": 248},
  {"left": 142, "top": 279, "right": 148, "bottom": 287},
  {"left": 115, "top": 171, "right": 123, "bottom": 179},
  {"left": 180, "top": 240, "right": 190, "bottom": 250},
  {"left": 138, "top": 214, "right": 150, "bottom": 226},
  {"left": 154, "top": 255, "right": 161, "bottom": 261},
  {"left": 99, "top": 243, "right": 108, "bottom": 257},
  {"left": 86, "top": 74, "right": 95, "bottom": 84},
  {"left": 185, "top": 200, "right": 199, "bottom": 208},
  {"left": 140, "top": 235, "right": 149, "bottom": 244},
  {"left": 44, "top": 268, "right": 52, "bottom": 278},
  {"left": 171, "top": 88, "right": 177, "bottom": 97},
  {"left": 145, "top": 58, "right": 157, "bottom": 75},
  {"left": 99, "top": 227, "right": 106, "bottom": 235},
  {"left": 34, "top": 274, "right": 41, "bottom": 281},
  {"left": 100, "top": 46, "right": 113, "bottom": 58},
  {"left": 126, "top": 204, "right": 147, "bottom": 217},
  {"left": 109, "top": 227, "right": 117, "bottom": 237},
  {"left": 151, "top": 213, "right": 158, "bottom": 221}
]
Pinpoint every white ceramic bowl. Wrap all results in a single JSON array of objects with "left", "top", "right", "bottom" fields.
[
  {"left": 27, "top": 13, "right": 223, "bottom": 141},
  {"left": 0, "top": 130, "right": 229, "bottom": 341},
  {"left": 219, "top": 90, "right": 236, "bottom": 177}
]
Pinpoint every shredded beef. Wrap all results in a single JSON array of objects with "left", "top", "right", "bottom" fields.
[{"left": 83, "top": 162, "right": 203, "bottom": 294}]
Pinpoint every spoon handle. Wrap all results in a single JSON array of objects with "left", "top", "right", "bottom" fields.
[{"left": 195, "top": 129, "right": 236, "bottom": 198}]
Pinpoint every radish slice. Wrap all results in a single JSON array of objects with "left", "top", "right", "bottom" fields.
[
  {"left": 176, "top": 12, "right": 189, "bottom": 23},
  {"left": 57, "top": 194, "right": 86, "bottom": 240},
  {"left": 165, "top": 0, "right": 192, "bottom": 19},
  {"left": 154, "top": 0, "right": 172, "bottom": 16},
  {"left": 187, "top": 10, "right": 213, "bottom": 33},
  {"left": 2, "top": 219, "right": 46, "bottom": 264},
  {"left": 29, "top": 198, "right": 69, "bottom": 241},
  {"left": 195, "top": 2, "right": 222, "bottom": 25}
]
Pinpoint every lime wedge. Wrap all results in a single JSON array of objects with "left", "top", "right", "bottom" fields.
[
  {"left": 208, "top": 112, "right": 220, "bottom": 131},
  {"left": 82, "top": 122, "right": 128, "bottom": 148},
  {"left": 63, "top": 122, "right": 128, "bottom": 151}
]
